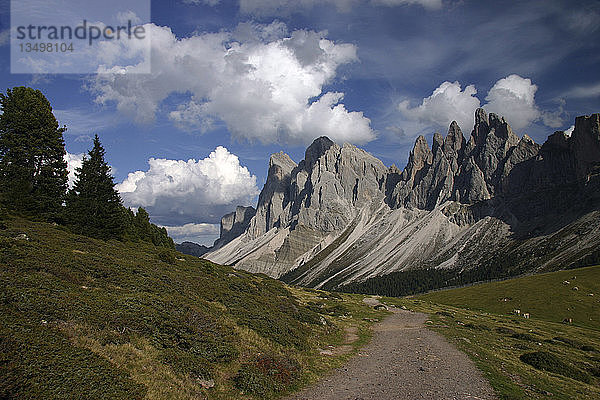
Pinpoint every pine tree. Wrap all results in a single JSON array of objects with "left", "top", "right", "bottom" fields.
[
  {"left": 65, "top": 135, "right": 125, "bottom": 239},
  {"left": 121, "top": 206, "right": 175, "bottom": 248},
  {"left": 0, "top": 87, "right": 68, "bottom": 219}
]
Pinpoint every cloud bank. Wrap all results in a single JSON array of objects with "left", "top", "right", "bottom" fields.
[
  {"left": 236, "top": 0, "right": 441, "bottom": 16},
  {"left": 161, "top": 222, "right": 220, "bottom": 246},
  {"left": 398, "top": 81, "right": 480, "bottom": 135},
  {"left": 92, "top": 22, "right": 375, "bottom": 145},
  {"left": 116, "top": 147, "right": 259, "bottom": 226},
  {"left": 397, "top": 74, "right": 545, "bottom": 134},
  {"left": 484, "top": 74, "right": 540, "bottom": 131}
]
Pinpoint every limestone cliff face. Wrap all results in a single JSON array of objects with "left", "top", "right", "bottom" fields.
[
  {"left": 206, "top": 136, "right": 388, "bottom": 276},
  {"left": 205, "top": 110, "right": 600, "bottom": 287},
  {"left": 214, "top": 206, "right": 256, "bottom": 249},
  {"left": 388, "top": 109, "right": 544, "bottom": 210}
]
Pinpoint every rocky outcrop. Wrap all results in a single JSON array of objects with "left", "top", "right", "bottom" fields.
[
  {"left": 214, "top": 206, "right": 256, "bottom": 248},
  {"left": 387, "top": 109, "right": 543, "bottom": 209},
  {"left": 571, "top": 113, "right": 600, "bottom": 178},
  {"left": 205, "top": 110, "right": 600, "bottom": 288}
]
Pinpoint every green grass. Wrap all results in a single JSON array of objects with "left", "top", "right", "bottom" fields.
[
  {"left": 418, "top": 265, "right": 600, "bottom": 330},
  {"left": 384, "top": 265, "right": 600, "bottom": 400},
  {"left": 0, "top": 216, "right": 386, "bottom": 399}
]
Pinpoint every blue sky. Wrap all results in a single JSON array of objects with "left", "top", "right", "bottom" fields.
[{"left": 1, "top": 0, "right": 599, "bottom": 245}]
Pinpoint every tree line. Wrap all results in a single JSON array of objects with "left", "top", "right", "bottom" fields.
[
  {"left": 338, "top": 255, "right": 534, "bottom": 297},
  {"left": 0, "top": 86, "right": 173, "bottom": 248}
]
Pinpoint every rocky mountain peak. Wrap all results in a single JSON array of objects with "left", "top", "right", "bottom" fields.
[
  {"left": 269, "top": 151, "right": 297, "bottom": 175},
  {"left": 214, "top": 205, "right": 256, "bottom": 248},
  {"left": 471, "top": 108, "right": 490, "bottom": 145},
  {"left": 571, "top": 113, "right": 600, "bottom": 177},
  {"left": 206, "top": 110, "right": 600, "bottom": 288},
  {"left": 403, "top": 135, "right": 433, "bottom": 181},
  {"left": 545, "top": 130, "right": 570, "bottom": 149},
  {"left": 432, "top": 132, "right": 444, "bottom": 154},
  {"left": 305, "top": 136, "right": 335, "bottom": 170},
  {"left": 489, "top": 113, "right": 519, "bottom": 144},
  {"left": 443, "top": 121, "right": 465, "bottom": 155}
]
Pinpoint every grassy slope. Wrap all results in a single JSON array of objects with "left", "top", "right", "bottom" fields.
[
  {"left": 0, "top": 216, "right": 386, "bottom": 399},
  {"left": 419, "top": 265, "right": 600, "bottom": 330},
  {"left": 385, "top": 265, "right": 600, "bottom": 400}
]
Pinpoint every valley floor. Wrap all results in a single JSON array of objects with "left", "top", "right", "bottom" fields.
[{"left": 286, "top": 304, "right": 496, "bottom": 400}]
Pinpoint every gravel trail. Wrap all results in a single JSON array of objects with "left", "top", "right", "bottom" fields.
[{"left": 286, "top": 305, "right": 497, "bottom": 400}]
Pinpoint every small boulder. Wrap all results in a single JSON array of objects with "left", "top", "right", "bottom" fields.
[
  {"left": 198, "top": 379, "right": 214, "bottom": 389},
  {"left": 14, "top": 233, "right": 29, "bottom": 241}
]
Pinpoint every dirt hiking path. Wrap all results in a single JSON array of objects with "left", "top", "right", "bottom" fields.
[{"left": 287, "top": 301, "right": 497, "bottom": 400}]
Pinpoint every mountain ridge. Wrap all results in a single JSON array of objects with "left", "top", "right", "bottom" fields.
[{"left": 205, "top": 109, "right": 600, "bottom": 289}]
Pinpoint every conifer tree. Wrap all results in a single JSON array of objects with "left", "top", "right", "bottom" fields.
[
  {"left": 0, "top": 87, "right": 68, "bottom": 219},
  {"left": 65, "top": 135, "right": 124, "bottom": 239}
]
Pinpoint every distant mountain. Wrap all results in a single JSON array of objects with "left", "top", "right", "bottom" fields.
[
  {"left": 175, "top": 241, "right": 209, "bottom": 257},
  {"left": 205, "top": 109, "right": 600, "bottom": 290}
]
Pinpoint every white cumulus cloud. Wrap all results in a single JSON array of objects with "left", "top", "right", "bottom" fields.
[
  {"left": 398, "top": 81, "right": 481, "bottom": 133},
  {"left": 397, "top": 74, "right": 546, "bottom": 136},
  {"left": 64, "top": 152, "right": 84, "bottom": 188},
  {"left": 483, "top": 74, "right": 540, "bottom": 131},
  {"left": 116, "top": 146, "right": 259, "bottom": 225},
  {"left": 91, "top": 22, "right": 375, "bottom": 145}
]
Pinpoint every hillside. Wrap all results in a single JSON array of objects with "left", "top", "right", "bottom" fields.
[
  {"left": 0, "top": 215, "right": 385, "bottom": 399},
  {"left": 206, "top": 110, "right": 600, "bottom": 290},
  {"left": 418, "top": 265, "right": 600, "bottom": 330},
  {"left": 387, "top": 265, "right": 600, "bottom": 399}
]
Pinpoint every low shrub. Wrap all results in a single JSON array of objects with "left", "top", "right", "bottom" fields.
[
  {"left": 496, "top": 326, "right": 516, "bottom": 335},
  {"left": 588, "top": 366, "right": 600, "bottom": 378},
  {"left": 307, "top": 301, "right": 349, "bottom": 317},
  {"left": 465, "top": 323, "right": 490, "bottom": 331},
  {"left": 234, "top": 354, "right": 301, "bottom": 397},
  {"left": 512, "top": 333, "right": 536, "bottom": 341},
  {"left": 436, "top": 311, "right": 454, "bottom": 318},
  {"left": 157, "top": 248, "right": 176, "bottom": 264},
  {"left": 554, "top": 336, "right": 596, "bottom": 352},
  {"left": 520, "top": 351, "right": 592, "bottom": 384},
  {"left": 161, "top": 348, "right": 212, "bottom": 379}
]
